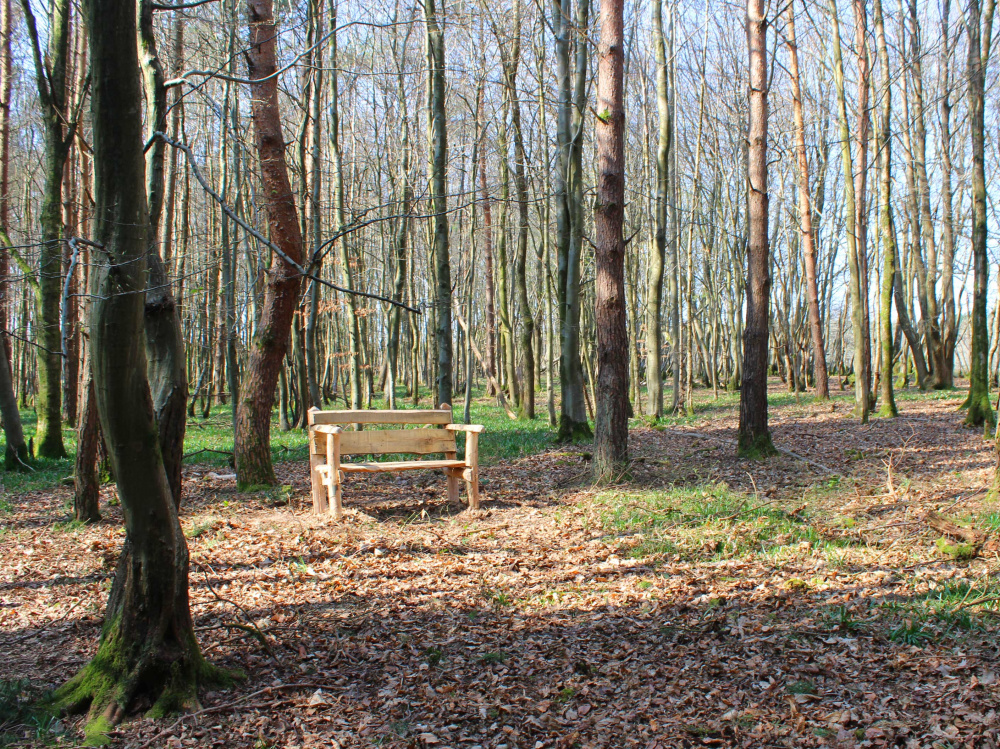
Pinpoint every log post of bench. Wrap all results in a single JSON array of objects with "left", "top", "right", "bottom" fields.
[
  {"left": 445, "top": 423, "right": 482, "bottom": 509},
  {"left": 307, "top": 407, "right": 327, "bottom": 514}
]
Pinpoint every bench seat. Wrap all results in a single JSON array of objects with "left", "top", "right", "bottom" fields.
[{"left": 307, "top": 405, "right": 482, "bottom": 520}]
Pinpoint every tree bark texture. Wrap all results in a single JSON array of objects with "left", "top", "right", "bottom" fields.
[
  {"left": 593, "top": 0, "right": 629, "bottom": 477},
  {"left": 738, "top": 0, "right": 775, "bottom": 457},
  {"left": 234, "top": 0, "right": 305, "bottom": 488}
]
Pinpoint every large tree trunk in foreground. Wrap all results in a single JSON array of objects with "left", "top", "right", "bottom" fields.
[
  {"left": 965, "top": 0, "right": 995, "bottom": 433},
  {"left": 785, "top": 0, "right": 829, "bottom": 401},
  {"left": 593, "top": 0, "right": 628, "bottom": 477},
  {"left": 738, "top": 0, "right": 775, "bottom": 458},
  {"left": 54, "top": 0, "right": 227, "bottom": 742},
  {"left": 234, "top": 0, "right": 304, "bottom": 488}
]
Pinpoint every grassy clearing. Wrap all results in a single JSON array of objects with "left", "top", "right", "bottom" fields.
[
  {"left": 879, "top": 578, "right": 1000, "bottom": 644},
  {"left": 593, "top": 482, "right": 824, "bottom": 560}
]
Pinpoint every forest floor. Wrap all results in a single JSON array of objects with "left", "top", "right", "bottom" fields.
[{"left": 1, "top": 382, "right": 999, "bottom": 748}]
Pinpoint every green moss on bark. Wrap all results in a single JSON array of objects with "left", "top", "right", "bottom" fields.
[{"left": 737, "top": 432, "right": 778, "bottom": 460}]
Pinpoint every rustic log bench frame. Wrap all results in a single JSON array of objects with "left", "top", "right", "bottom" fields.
[{"left": 307, "top": 405, "right": 483, "bottom": 519}]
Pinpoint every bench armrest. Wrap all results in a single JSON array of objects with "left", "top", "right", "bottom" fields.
[
  {"left": 314, "top": 425, "right": 343, "bottom": 435},
  {"left": 445, "top": 424, "right": 484, "bottom": 434}
]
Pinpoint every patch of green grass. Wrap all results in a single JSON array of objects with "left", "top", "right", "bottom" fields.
[
  {"left": 185, "top": 517, "right": 219, "bottom": 539},
  {"left": 0, "top": 679, "right": 60, "bottom": 746},
  {"left": 50, "top": 519, "right": 85, "bottom": 534},
  {"left": 889, "top": 620, "right": 930, "bottom": 647},
  {"left": 480, "top": 651, "right": 508, "bottom": 665},
  {"left": 786, "top": 679, "right": 817, "bottom": 695},
  {"left": 594, "top": 482, "right": 814, "bottom": 560}
]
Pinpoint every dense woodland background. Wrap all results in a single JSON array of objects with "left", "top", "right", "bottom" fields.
[
  {"left": 2, "top": 0, "right": 1000, "bottom": 744},
  {"left": 1, "top": 0, "right": 999, "bottom": 473}
]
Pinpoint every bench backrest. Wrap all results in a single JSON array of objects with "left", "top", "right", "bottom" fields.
[{"left": 307, "top": 408, "right": 456, "bottom": 457}]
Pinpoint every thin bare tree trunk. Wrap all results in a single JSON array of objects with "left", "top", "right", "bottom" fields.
[
  {"left": 785, "top": 0, "right": 829, "bottom": 400},
  {"left": 738, "top": 0, "right": 775, "bottom": 457},
  {"left": 425, "top": 0, "right": 452, "bottom": 407},
  {"left": 873, "top": 0, "right": 897, "bottom": 416}
]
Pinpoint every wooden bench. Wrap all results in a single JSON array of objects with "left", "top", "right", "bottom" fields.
[{"left": 307, "top": 405, "right": 483, "bottom": 520}]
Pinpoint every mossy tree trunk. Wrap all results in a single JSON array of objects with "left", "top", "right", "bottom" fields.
[
  {"left": 964, "top": 0, "right": 996, "bottom": 434},
  {"left": 55, "top": 0, "right": 227, "bottom": 741},
  {"left": 21, "top": 0, "right": 73, "bottom": 459}
]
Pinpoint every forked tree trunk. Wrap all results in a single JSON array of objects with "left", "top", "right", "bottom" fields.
[
  {"left": 55, "top": 0, "right": 228, "bottom": 740},
  {"left": 235, "top": 0, "right": 305, "bottom": 487},
  {"left": 593, "top": 0, "right": 628, "bottom": 477},
  {"left": 830, "top": 0, "right": 868, "bottom": 422},
  {"left": 140, "top": 0, "right": 187, "bottom": 507},
  {"left": 785, "top": 0, "right": 829, "bottom": 400},
  {"left": 738, "top": 0, "right": 776, "bottom": 457}
]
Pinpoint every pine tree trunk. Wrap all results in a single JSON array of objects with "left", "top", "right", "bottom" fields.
[
  {"left": 593, "top": 0, "right": 628, "bottom": 477},
  {"left": 738, "top": 0, "right": 776, "bottom": 457}
]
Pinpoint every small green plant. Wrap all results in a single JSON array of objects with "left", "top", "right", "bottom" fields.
[
  {"left": 424, "top": 646, "right": 444, "bottom": 667},
  {"left": 889, "top": 620, "right": 929, "bottom": 647},
  {"left": 388, "top": 720, "right": 409, "bottom": 737},
  {"left": 480, "top": 651, "right": 508, "bottom": 665},
  {"left": 829, "top": 605, "right": 859, "bottom": 633},
  {"left": 556, "top": 687, "right": 576, "bottom": 703},
  {"left": 185, "top": 518, "right": 218, "bottom": 539}
]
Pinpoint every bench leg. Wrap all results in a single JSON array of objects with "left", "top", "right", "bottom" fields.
[
  {"left": 446, "top": 469, "right": 460, "bottom": 506},
  {"left": 329, "top": 471, "right": 344, "bottom": 521},
  {"left": 310, "top": 452, "right": 328, "bottom": 514},
  {"left": 463, "top": 468, "right": 480, "bottom": 510}
]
